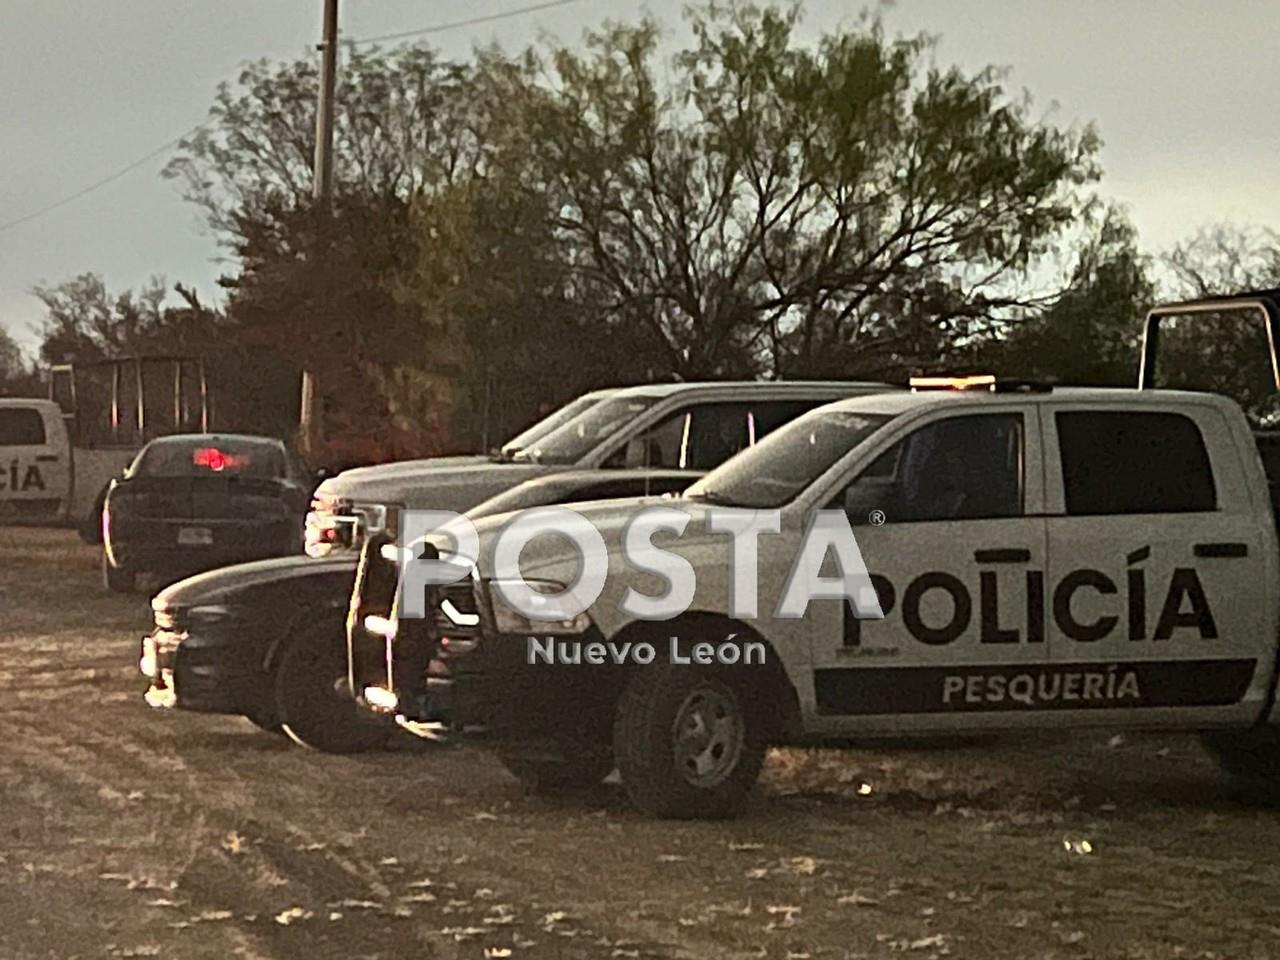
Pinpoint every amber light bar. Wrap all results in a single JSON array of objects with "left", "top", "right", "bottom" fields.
[{"left": 909, "top": 374, "right": 998, "bottom": 391}]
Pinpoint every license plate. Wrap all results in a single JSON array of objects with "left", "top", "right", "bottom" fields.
[{"left": 177, "top": 527, "right": 213, "bottom": 546}]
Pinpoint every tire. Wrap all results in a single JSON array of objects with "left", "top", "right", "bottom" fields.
[
  {"left": 79, "top": 494, "right": 107, "bottom": 544},
  {"left": 614, "top": 662, "right": 767, "bottom": 819},
  {"left": 102, "top": 552, "right": 136, "bottom": 593},
  {"left": 1202, "top": 727, "right": 1280, "bottom": 779},
  {"left": 274, "top": 623, "right": 394, "bottom": 754},
  {"left": 243, "top": 706, "right": 286, "bottom": 736},
  {"left": 498, "top": 749, "right": 615, "bottom": 794}
]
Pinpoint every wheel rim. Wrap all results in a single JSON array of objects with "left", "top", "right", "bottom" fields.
[{"left": 671, "top": 684, "right": 745, "bottom": 788}]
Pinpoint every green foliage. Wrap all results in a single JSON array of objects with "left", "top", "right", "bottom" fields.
[
  {"left": 1154, "top": 224, "right": 1280, "bottom": 425},
  {"left": 1164, "top": 223, "right": 1280, "bottom": 297},
  {"left": 30, "top": 273, "right": 298, "bottom": 438},
  {"left": 977, "top": 208, "right": 1154, "bottom": 386},
  {"left": 527, "top": 2, "right": 1101, "bottom": 379},
  {"left": 163, "top": 46, "right": 485, "bottom": 241},
  {"left": 0, "top": 324, "right": 38, "bottom": 396},
  {"left": 224, "top": 194, "right": 440, "bottom": 457},
  {"left": 33, "top": 274, "right": 219, "bottom": 365}
]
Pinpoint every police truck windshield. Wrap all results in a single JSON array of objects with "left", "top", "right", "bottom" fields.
[
  {"left": 516, "top": 396, "right": 658, "bottom": 465},
  {"left": 686, "top": 410, "right": 891, "bottom": 508}
]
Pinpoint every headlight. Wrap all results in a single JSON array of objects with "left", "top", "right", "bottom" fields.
[{"left": 486, "top": 579, "right": 592, "bottom": 635}]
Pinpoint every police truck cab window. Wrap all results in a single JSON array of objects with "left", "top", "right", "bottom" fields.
[
  {"left": 842, "top": 414, "right": 1024, "bottom": 523},
  {"left": 1056, "top": 411, "right": 1216, "bottom": 514},
  {"left": 0, "top": 408, "right": 46, "bottom": 446},
  {"left": 516, "top": 396, "right": 657, "bottom": 465},
  {"left": 685, "top": 410, "right": 891, "bottom": 508}
]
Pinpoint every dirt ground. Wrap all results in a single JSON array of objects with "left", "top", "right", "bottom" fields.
[{"left": 2, "top": 527, "right": 1280, "bottom": 960}]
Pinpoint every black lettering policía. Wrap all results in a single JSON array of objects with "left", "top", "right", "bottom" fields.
[
  {"left": 0, "top": 461, "right": 44, "bottom": 492},
  {"left": 845, "top": 551, "right": 1217, "bottom": 647},
  {"left": 1053, "top": 569, "right": 1117, "bottom": 642}
]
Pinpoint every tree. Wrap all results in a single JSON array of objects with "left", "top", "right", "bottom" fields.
[
  {"left": 34, "top": 273, "right": 177, "bottom": 364},
  {"left": 223, "top": 193, "right": 445, "bottom": 459},
  {"left": 0, "top": 325, "right": 38, "bottom": 396},
  {"left": 165, "top": 46, "right": 521, "bottom": 460},
  {"left": 527, "top": 3, "right": 1101, "bottom": 379},
  {"left": 1154, "top": 224, "right": 1280, "bottom": 425},
  {"left": 163, "top": 46, "right": 487, "bottom": 242},
  {"left": 29, "top": 273, "right": 300, "bottom": 437},
  {"left": 976, "top": 208, "right": 1154, "bottom": 385},
  {"left": 406, "top": 52, "right": 670, "bottom": 447},
  {"left": 1163, "top": 223, "right": 1280, "bottom": 297}
]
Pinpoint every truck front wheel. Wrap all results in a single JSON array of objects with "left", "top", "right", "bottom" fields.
[
  {"left": 614, "top": 663, "right": 766, "bottom": 819},
  {"left": 1202, "top": 727, "right": 1280, "bottom": 779}
]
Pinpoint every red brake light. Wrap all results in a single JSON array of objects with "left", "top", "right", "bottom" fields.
[{"left": 193, "top": 447, "right": 247, "bottom": 472}]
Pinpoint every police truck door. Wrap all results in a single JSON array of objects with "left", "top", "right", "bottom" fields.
[
  {"left": 1041, "top": 400, "right": 1275, "bottom": 727},
  {"left": 0, "top": 401, "right": 71, "bottom": 522},
  {"left": 810, "top": 406, "right": 1051, "bottom": 734}
]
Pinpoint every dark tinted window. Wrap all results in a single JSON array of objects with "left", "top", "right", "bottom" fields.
[
  {"left": 1056, "top": 411, "right": 1215, "bottom": 514},
  {"left": 627, "top": 403, "right": 752, "bottom": 470},
  {"left": 750, "top": 399, "right": 833, "bottom": 438},
  {"left": 132, "top": 437, "right": 286, "bottom": 479},
  {"left": 841, "top": 414, "right": 1024, "bottom": 523},
  {"left": 0, "top": 408, "right": 46, "bottom": 446}
]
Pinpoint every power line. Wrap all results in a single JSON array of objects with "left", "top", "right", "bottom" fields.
[
  {"left": 0, "top": 0, "right": 583, "bottom": 235},
  {"left": 0, "top": 125, "right": 204, "bottom": 234},
  {"left": 351, "top": 0, "right": 580, "bottom": 45}
]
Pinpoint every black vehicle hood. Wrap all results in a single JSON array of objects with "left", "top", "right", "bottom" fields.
[{"left": 153, "top": 554, "right": 357, "bottom": 610}]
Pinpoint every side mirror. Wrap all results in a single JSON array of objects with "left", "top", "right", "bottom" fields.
[{"left": 843, "top": 481, "right": 894, "bottom": 526}]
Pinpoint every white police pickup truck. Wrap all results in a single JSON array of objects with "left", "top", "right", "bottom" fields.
[
  {"left": 309, "top": 380, "right": 887, "bottom": 556},
  {"left": 349, "top": 377, "right": 1280, "bottom": 818}
]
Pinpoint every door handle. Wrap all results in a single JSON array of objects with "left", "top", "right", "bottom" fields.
[
  {"left": 973, "top": 548, "right": 1031, "bottom": 564},
  {"left": 1193, "top": 542, "right": 1248, "bottom": 558},
  {"left": 36, "top": 455, "right": 58, "bottom": 463}
]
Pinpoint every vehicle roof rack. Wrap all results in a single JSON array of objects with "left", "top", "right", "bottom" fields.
[
  {"left": 909, "top": 374, "right": 1053, "bottom": 394},
  {"left": 1139, "top": 289, "right": 1280, "bottom": 391}
]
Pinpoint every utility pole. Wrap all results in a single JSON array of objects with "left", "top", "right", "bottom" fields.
[{"left": 299, "top": 0, "right": 338, "bottom": 460}]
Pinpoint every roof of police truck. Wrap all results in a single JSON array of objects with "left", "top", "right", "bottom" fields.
[
  {"left": 820, "top": 385, "right": 1234, "bottom": 418},
  {"left": 613, "top": 380, "right": 891, "bottom": 399}
]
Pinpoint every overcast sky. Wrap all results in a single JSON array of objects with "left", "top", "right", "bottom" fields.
[{"left": 3, "top": 0, "right": 1278, "bottom": 354}]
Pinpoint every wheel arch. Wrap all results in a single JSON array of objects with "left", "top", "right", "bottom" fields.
[{"left": 79, "top": 482, "right": 112, "bottom": 544}]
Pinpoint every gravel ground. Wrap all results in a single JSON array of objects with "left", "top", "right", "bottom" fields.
[{"left": 2, "top": 527, "right": 1279, "bottom": 960}]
